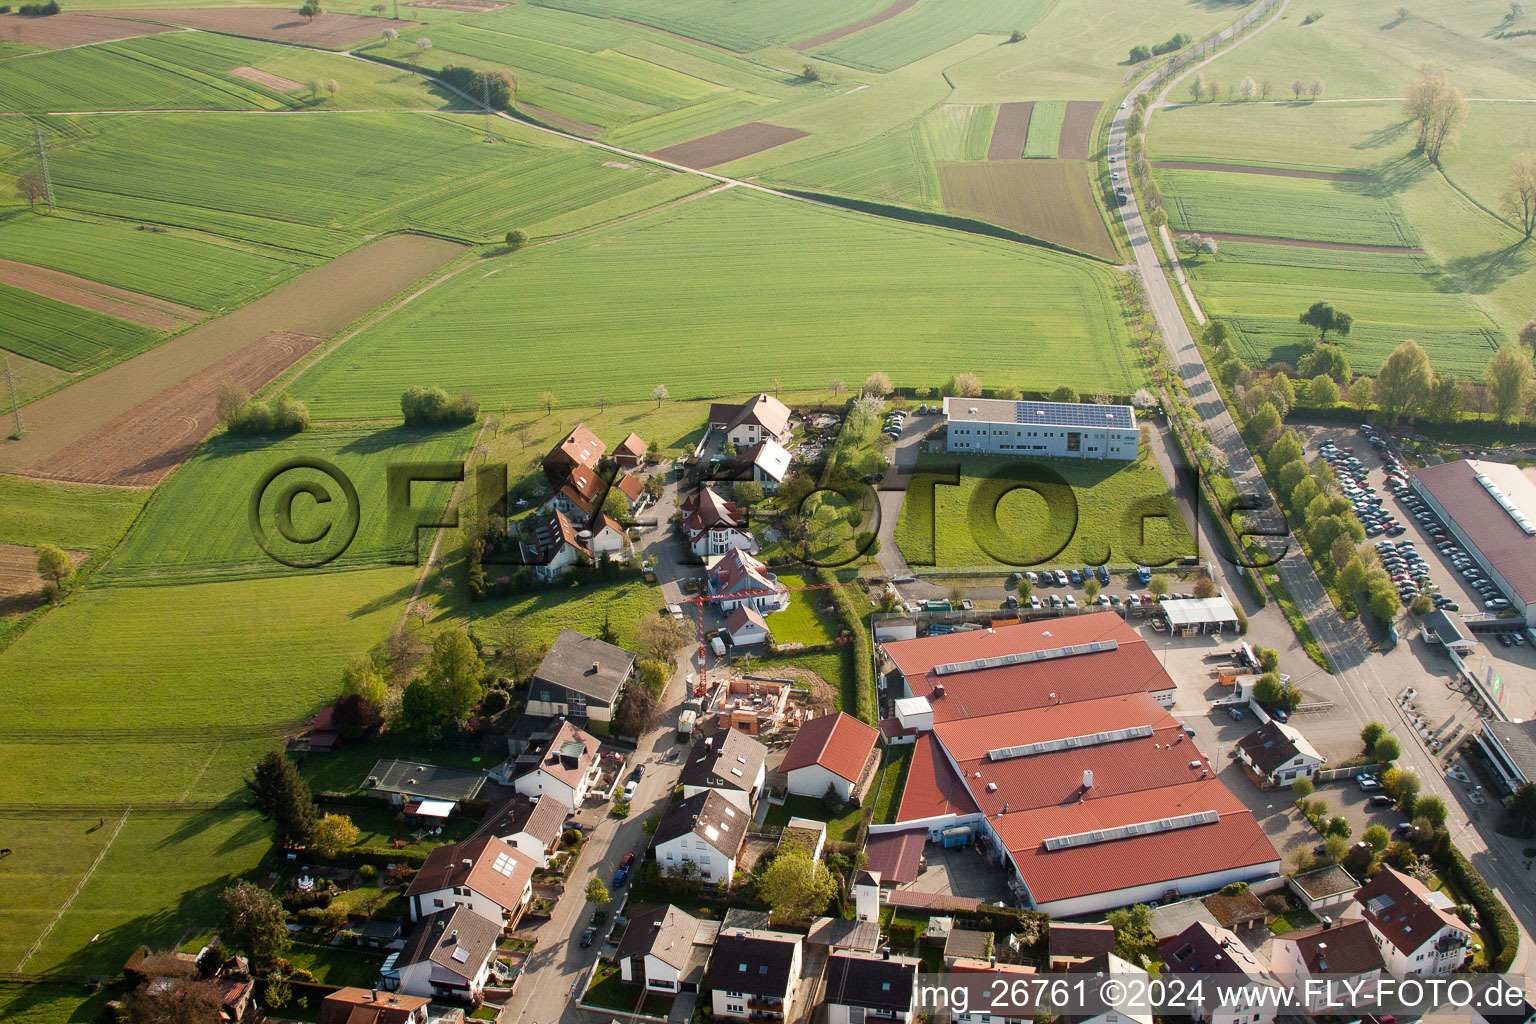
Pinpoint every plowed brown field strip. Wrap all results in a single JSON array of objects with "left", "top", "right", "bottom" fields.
[
  {"left": 648, "top": 123, "right": 809, "bottom": 169},
  {"left": 1056, "top": 100, "right": 1102, "bottom": 160},
  {"left": 987, "top": 101, "right": 1033, "bottom": 161},
  {"left": 88, "top": 8, "right": 419, "bottom": 48},
  {"left": 0, "top": 259, "right": 202, "bottom": 330},
  {"left": 791, "top": 0, "right": 919, "bottom": 50},
  {"left": 228, "top": 65, "right": 303, "bottom": 92},
  {"left": 0, "top": 12, "right": 172, "bottom": 48}
]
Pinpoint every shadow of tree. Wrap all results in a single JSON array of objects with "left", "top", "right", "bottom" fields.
[
  {"left": 1353, "top": 118, "right": 1412, "bottom": 153},
  {"left": 1445, "top": 241, "right": 1533, "bottom": 294}
]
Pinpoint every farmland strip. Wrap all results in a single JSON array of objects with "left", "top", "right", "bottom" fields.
[
  {"left": 790, "top": 0, "right": 919, "bottom": 51},
  {"left": 1194, "top": 231, "right": 1423, "bottom": 253},
  {"left": 986, "top": 101, "right": 1032, "bottom": 161},
  {"left": 1152, "top": 160, "right": 1378, "bottom": 182},
  {"left": 648, "top": 121, "right": 809, "bottom": 168},
  {"left": 0, "top": 258, "right": 203, "bottom": 329},
  {"left": 1056, "top": 100, "right": 1101, "bottom": 160}
]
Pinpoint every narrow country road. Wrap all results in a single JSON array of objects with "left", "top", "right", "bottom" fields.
[{"left": 1110, "top": 9, "right": 1536, "bottom": 981}]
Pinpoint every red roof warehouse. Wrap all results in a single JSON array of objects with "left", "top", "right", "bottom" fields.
[{"left": 873, "top": 613, "right": 1279, "bottom": 916}]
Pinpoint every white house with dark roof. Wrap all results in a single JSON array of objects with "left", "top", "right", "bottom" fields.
[
  {"left": 1344, "top": 866, "right": 1473, "bottom": 975},
  {"left": 707, "top": 924, "right": 803, "bottom": 1022},
  {"left": 1235, "top": 720, "right": 1325, "bottom": 788},
  {"left": 616, "top": 904, "right": 715, "bottom": 994},
  {"left": 652, "top": 789, "right": 748, "bottom": 884},
  {"left": 525, "top": 629, "right": 635, "bottom": 724},
  {"left": 943, "top": 397, "right": 1138, "bottom": 460},
  {"left": 508, "top": 718, "right": 601, "bottom": 809},
  {"left": 1478, "top": 718, "right": 1536, "bottom": 795},
  {"left": 708, "top": 549, "right": 788, "bottom": 614},
  {"left": 471, "top": 794, "right": 566, "bottom": 868},
  {"left": 823, "top": 951, "right": 919, "bottom": 1024},
  {"left": 710, "top": 394, "right": 793, "bottom": 448},
  {"left": 394, "top": 906, "right": 500, "bottom": 1003},
  {"left": 363, "top": 759, "right": 487, "bottom": 809},
  {"left": 519, "top": 508, "right": 591, "bottom": 582},
  {"left": 679, "top": 729, "right": 768, "bottom": 813},
  {"left": 683, "top": 486, "right": 754, "bottom": 558},
  {"left": 1159, "top": 920, "right": 1279, "bottom": 1024},
  {"left": 1271, "top": 919, "right": 1385, "bottom": 1013}
]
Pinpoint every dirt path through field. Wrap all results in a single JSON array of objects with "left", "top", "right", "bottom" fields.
[
  {"left": 1153, "top": 160, "right": 1376, "bottom": 181},
  {"left": 0, "top": 258, "right": 203, "bottom": 329},
  {"left": 791, "top": 0, "right": 920, "bottom": 50},
  {"left": 1196, "top": 231, "right": 1424, "bottom": 253},
  {"left": 0, "top": 235, "right": 463, "bottom": 477}
]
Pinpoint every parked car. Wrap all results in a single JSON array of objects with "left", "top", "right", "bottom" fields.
[
  {"left": 620, "top": 853, "right": 635, "bottom": 868},
  {"left": 622, "top": 779, "right": 638, "bottom": 801},
  {"left": 1368, "top": 794, "right": 1395, "bottom": 807},
  {"left": 614, "top": 865, "right": 631, "bottom": 887},
  {"left": 1228, "top": 706, "right": 1244, "bottom": 721},
  {"left": 1272, "top": 708, "right": 1289, "bottom": 723},
  {"left": 581, "top": 926, "right": 598, "bottom": 947},
  {"left": 1357, "top": 775, "right": 1382, "bottom": 791}
]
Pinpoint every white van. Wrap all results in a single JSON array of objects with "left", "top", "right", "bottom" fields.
[{"left": 710, "top": 636, "right": 726, "bottom": 657}]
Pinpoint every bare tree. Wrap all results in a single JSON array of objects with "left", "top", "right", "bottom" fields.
[
  {"left": 515, "top": 425, "right": 531, "bottom": 452},
  {"left": 15, "top": 171, "right": 44, "bottom": 210},
  {"left": 1291, "top": 78, "right": 1305, "bottom": 100},
  {"left": 382, "top": 26, "right": 397, "bottom": 41},
  {"left": 538, "top": 391, "right": 556, "bottom": 415},
  {"left": 1309, "top": 78, "right": 1325, "bottom": 98},
  {"left": 1423, "top": 84, "right": 1467, "bottom": 163},
  {"left": 1502, "top": 153, "right": 1536, "bottom": 239},
  {"left": 326, "top": 78, "right": 340, "bottom": 98},
  {"left": 828, "top": 377, "right": 845, "bottom": 397},
  {"left": 1240, "top": 76, "right": 1257, "bottom": 100},
  {"left": 1189, "top": 72, "right": 1206, "bottom": 103},
  {"left": 1396, "top": 5, "right": 1410, "bottom": 20},
  {"left": 1260, "top": 79, "right": 1273, "bottom": 99},
  {"left": 862, "top": 372, "right": 892, "bottom": 397}
]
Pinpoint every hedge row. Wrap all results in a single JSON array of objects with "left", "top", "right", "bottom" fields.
[
  {"left": 1432, "top": 835, "right": 1519, "bottom": 971},
  {"left": 818, "top": 568, "right": 876, "bottom": 723}
]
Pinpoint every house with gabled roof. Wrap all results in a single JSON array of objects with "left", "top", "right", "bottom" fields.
[
  {"left": 781, "top": 711, "right": 879, "bottom": 802},
  {"left": 612, "top": 469, "right": 644, "bottom": 509},
  {"left": 653, "top": 789, "right": 748, "bottom": 885},
  {"left": 525, "top": 629, "right": 636, "bottom": 724},
  {"left": 519, "top": 508, "right": 591, "bottom": 582},
  {"left": 736, "top": 439, "right": 791, "bottom": 492},
  {"left": 406, "top": 835, "right": 535, "bottom": 928},
  {"left": 394, "top": 906, "right": 500, "bottom": 1004},
  {"left": 1159, "top": 920, "right": 1280, "bottom": 1024},
  {"left": 706, "top": 923, "right": 803, "bottom": 1022},
  {"left": 471, "top": 794, "right": 566, "bottom": 867},
  {"left": 542, "top": 423, "right": 605, "bottom": 483},
  {"left": 725, "top": 605, "right": 771, "bottom": 648},
  {"left": 616, "top": 904, "right": 716, "bottom": 994},
  {"left": 506, "top": 717, "right": 602, "bottom": 808},
  {"left": 317, "top": 988, "right": 430, "bottom": 1024},
  {"left": 1236, "top": 720, "right": 1325, "bottom": 788},
  {"left": 1344, "top": 865, "right": 1473, "bottom": 975},
  {"left": 682, "top": 485, "right": 753, "bottom": 558},
  {"left": 588, "top": 510, "right": 627, "bottom": 557},
  {"left": 613, "top": 431, "right": 647, "bottom": 469},
  {"left": 1271, "top": 919, "right": 1385, "bottom": 1013},
  {"left": 709, "top": 393, "right": 793, "bottom": 448},
  {"left": 707, "top": 548, "right": 788, "bottom": 614},
  {"left": 679, "top": 728, "right": 768, "bottom": 812},
  {"left": 544, "top": 464, "right": 605, "bottom": 520},
  {"left": 822, "top": 951, "right": 919, "bottom": 1024}
]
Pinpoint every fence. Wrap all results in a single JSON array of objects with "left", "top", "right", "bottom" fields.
[{"left": 1316, "top": 763, "right": 1386, "bottom": 782}]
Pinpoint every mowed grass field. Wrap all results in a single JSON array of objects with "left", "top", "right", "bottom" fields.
[
  {"left": 769, "top": 126, "right": 941, "bottom": 206},
  {"left": 809, "top": 0, "right": 1058, "bottom": 72},
  {"left": 97, "top": 424, "right": 476, "bottom": 586},
  {"left": 7, "top": 111, "right": 704, "bottom": 257},
  {"left": 0, "top": 474, "right": 147, "bottom": 550},
  {"left": 288, "top": 188, "right": 1141, "bottom": 417},
  {"left": 894, "top": 450, "right": 1194, "bottom": 569},
  {"left": 1193, "top": 0, "right": 1536, "bottom": 99},
  {"left": 1020, "top": 98, "right": 1065, "bottom": 158},
  {"left": 0, "top": 30, "right": 439, "bottom": 112},
  {"left": 0, "top": 214, "right": 314, "bottom": 313},
  {"left": 937, "top": 159, "right": 1117, "bottom": 259},
  {"left": 1147, "top": 100, "right": 1520, "bottom": 377},
  {"left": 529, "top": 0, "right": 894, "bottom": 52}
]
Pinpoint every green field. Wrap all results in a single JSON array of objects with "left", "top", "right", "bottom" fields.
[
  {"left": 921, "top": 104, "right": 997, "bottom": 162},
  {"left": 0, "top": 31, "right": 439, "bottom": 113},
  {"left": 290, "top": 188, "right": 1140, "bottom": 417},
  {"left": 894, "top": 451, "right": 1194, "bottom": 569},
  {"left": 0, "top": 474, "right": 148, "bottom": 550},
  {"left": 1194, "top": 0, "right": 1536, "bottom": 99},
  {"left": 0, "top": 214, "right": 313, "bottom": 313},
  {"left": 768, "top": 126, "right": 940, "bottom": 206},
  {"left": 525, "top": 0, "right": 891, "bottom": 52},
  {"left": 769, "top": 572, "right": 842, "bottom": 647},
  {"left": 9, "top": 111, "right": 703, "bottom": 256},
  {"left": 1161, "top": 168, "right": 1418, "bottom": 247},
  {"left": 98, "top": 424, "right": 475, "bottom": 586},
  {"left": 1021, "top": 99, "right": 1065, "bottom": 158},
  {"left": 810, "top": 0, "right": 1058, "bottom": 72},
  {"left": 0, "top": 280, "right": 163, "bottom": 371}
]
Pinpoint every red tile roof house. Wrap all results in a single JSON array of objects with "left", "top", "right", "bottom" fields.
[
  {"left": 868, "top": 613, "right": 1279, "bottom": 917},
  {"left": 542, "top": 422, "right": 605, "bottom": 483},
  {"left": 507, "top": 717, "right": 603, "bottom": 808},
  {"left": 613, "top": 431, "right": 647, "bottom": 469},
  {"left": 707, "top": 548, "right": 789, "bottom": 614},
  {"left": 317, "top": 988, "right": 431, "bottom": 1024},
  {"left": 543, "top": 464, "right": 604, "bottom": 520},
  {"left": 1159, "top": 920, "right": 1281, "bottom": 1024},
  {"left": 725, "top": 605, "right": 772, "bottom": 648},
  {"left": 709, "top": 393, "right": 793, "bottom": 448},
  {"left": 681, "top": 485, "right": 754, "bottom": 558},
  {"left": 1342, "top": 865, "right": 1473, "bottom": 975},
  {"left": 406, "top": 834, "right": 536, "bottom": 929},
  {"left": 781, "top": 712, "right": 880, "bottom": 803},
  {"left": 1270, "top": 918, "right": 1385, "bottom": 1013}
]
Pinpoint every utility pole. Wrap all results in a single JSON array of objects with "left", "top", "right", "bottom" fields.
[
  {"left": 32, "top": 126, "right": 56, "bottom": 215},
  {"left": 482, "top": 73, "right": 493, "bottom": 141},
  {"left": 4, "top": 356, "right": 22, "bottom": 438}
]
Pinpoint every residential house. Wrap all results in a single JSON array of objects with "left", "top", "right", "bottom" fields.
[
  {"left": 472, "top": 794, "right": 567, "bottom": 868},
  {"left": 653, "top": 789, "right": 748, "bottom": 884},
  {"left": 947, "top": 958, "right": 1036, "bottom": 1024},
  {"left": 725, "top": 605, "right": 771, "bottom": 647},
  {"left": 612, "top": 469, "right": 645, "bottom": 510},
  {"left": 543, "top": 423, "right": 605, "bottom": 483},
  {"left": 781, "top": 711, "right": 879, "bottom": 802},
  {"left": 1051, "top": 954, "right": 1154, "bottom": 1024},
  {"left": 1048, "top": 921, "right": 1116, "bottom": 970},
  {"left": 406, "top": 835, "right": 535, "bottom": 928},
  {"left": 613, "top": 431, "right": 647, "bottom": 469},
  {"left": 710, "top": 393, "right": 793, "bottom": 449},
  {"left": 363, "top": 759, "right": 486, "bottom": 811},
  {"left": 1159, "top": 920, "right": 1280, "bottom": 1024},
  {"left": 616, "top": 904, "right": 715, "bottom": 994},
  {"left": 589, "top": 511, "right": 627, "bottom": 557},
  {"left": 706, "top": 924, "right": 803, "bottom": 1022},
  {"left": 510, "top": 717, "right": 602, "bottom": 808},
  {"left": 394, "top": 907, "right": 500, "bottom": 1004},
  {"left": 318, "top": 989, "right": 431, "bottom": 1024},
  {"left": 823, "top": 952, "right": 919, "bottom": 1024},
  {"left": 1344, "top": 865, "right": 1473, "bottom": 975},
  {"left": 707, "top": 548, "right": 788, "bottom": 614},
  {"left": 1270, "top": 919, "right": 1385, "bottom": 1013},
  {"left": 545, "top": 465, "right": 604, "bottom": 520},
  {"left": 525, "top": 628, "right": 636, "bottom": 724},
  {"left": 682, "top": 486, "right": 753, "bottom": 558},
  {"left": 519, "top": 508, "right": 591, "bottom": 582},
  {"left": 1236, "top": 720, "right": 1325, "bottom": 788},
  {"left": 737, "top": 439, "right": 791, "bottom": 493},
  {"left": 678, "top": 728, "right": 768, "bottom": 813}
]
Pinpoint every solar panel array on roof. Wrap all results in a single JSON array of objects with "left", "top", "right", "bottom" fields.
[
  {"left": 1042, "top": 809, "right": 1220, "bottom": 851},
  {"left": 1014, "top": 400, "right": 1135, "bottom": 429},
  {"left": 1475, "top": 472, "right": 1536, "bottom": 535},
  {"left": 987, "top": 724, "right": 1154, "bottom": 762},
  {"left": 933, "top": 639, "right": 1119, "bottom": 676}
]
